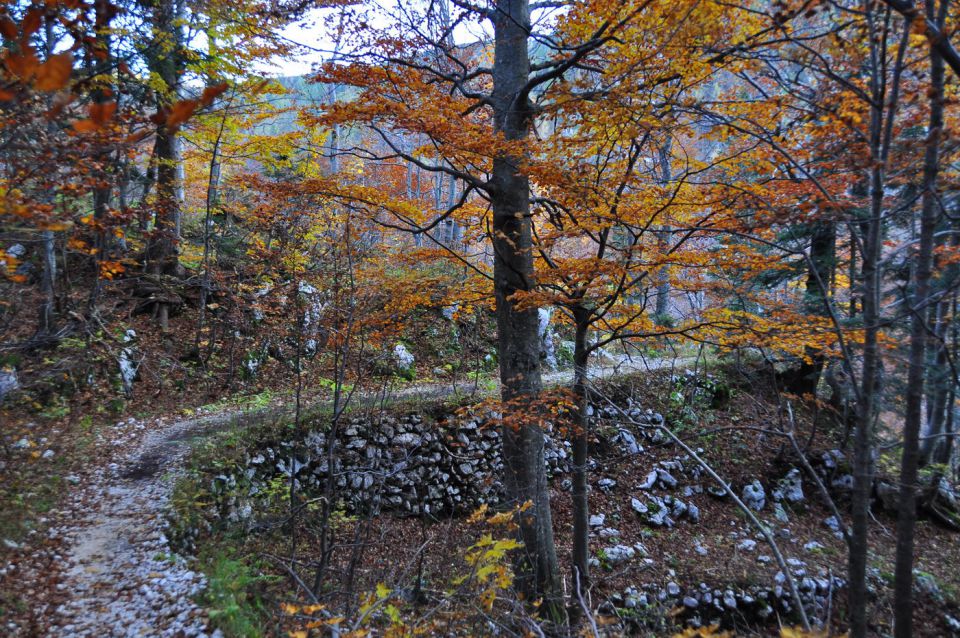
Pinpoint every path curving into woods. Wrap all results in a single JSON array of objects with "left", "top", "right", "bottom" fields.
[{"left": 25, "top": 354, "right": 690, "bottom": 637}]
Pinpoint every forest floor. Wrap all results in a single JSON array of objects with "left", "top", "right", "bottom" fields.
[
  {"left": 1, "top": 355, "right": 692, "bottom": 637},
  {"left": 155, "top": 361, "right": 960, "bottom": 638}
]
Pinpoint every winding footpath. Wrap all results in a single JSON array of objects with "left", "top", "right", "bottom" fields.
[
  {"left": 13, "top": 354, "right": 690, "bottom": 637},
  {"left": 42, "top": 413, "right": 235, "bottom": 637}
]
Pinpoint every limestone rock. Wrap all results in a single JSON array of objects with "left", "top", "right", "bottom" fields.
[{"left": 742, "top": 480, "right": 766, "bottom": 511}]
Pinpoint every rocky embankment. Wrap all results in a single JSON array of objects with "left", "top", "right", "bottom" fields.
[{"left": 175, "top": 389, "right": 868, "bottom": 631}]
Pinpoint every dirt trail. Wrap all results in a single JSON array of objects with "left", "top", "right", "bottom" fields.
[
  {"left": 44, "top": 413, "right": 245, "bottom": 637},
  {"left": 32, "top": 355, "right": 691, "bottom": 637}
]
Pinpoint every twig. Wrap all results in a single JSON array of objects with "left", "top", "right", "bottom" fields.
[
  {"left": 265, "top": 553, "right": 321, "bottom": 605},
  {"left": 574, "top": 568, "right": 599, "bottom": 638}
]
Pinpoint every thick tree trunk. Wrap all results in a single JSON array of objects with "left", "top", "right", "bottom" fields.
[
  {"left": 149, "top": 121, "right": 180, "bottom": 277},
  {"left": 491, "top": 0, "right": 563, "bottom": 623},
  {"left": 144, "top": 0, "right": 182, "bottom": 329},
  {"left": 894, "top": 13, "right": 945, "bottom": 636},
  {"left": 784, "top": 221, "right": 836, "bottom": 396}
]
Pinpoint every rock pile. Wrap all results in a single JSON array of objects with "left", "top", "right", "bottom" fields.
[
  {"left": 604, "top": 571, "right": 846, "bottom": 632},
  {"left": 211, "top": 410, "right": 575, "bottom": 521}
]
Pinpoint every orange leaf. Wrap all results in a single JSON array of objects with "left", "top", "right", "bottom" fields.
[
  {"left": 99, "top": 261, "right": 124, "bottom": 279},
  {"left": 200, "top": 82, "right": 228, "bottom": 106},
  {"left": 73, "top": 101, "right": 117, "bottom": 132},
  {"left": 35, "top": 52, "right": 72, "bottom": 91},
  {"left": 0, "top": 17, "right": 17, "bottom": 39},
  {"left": 22, "top": 8, "right": 43, "bottom": 37},
  {"left": 90, "top": 101, "right": 117, "bottom": 125},
  {"left": 5, "top": 50, "right": 39, "bottom": 81},
  {"left": 166, "top": 98, "right": 198, "bottom": 129},
  {"left": 72, "top": 118, "right": 98, "bottom": 133}
]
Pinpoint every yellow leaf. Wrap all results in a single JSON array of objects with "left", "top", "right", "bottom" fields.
[{"left": 467, "top": 503, "right": 489, "bottom": 523}]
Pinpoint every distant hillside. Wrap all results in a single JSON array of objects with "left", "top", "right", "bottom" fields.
[{"left": 257, "top": 75, "right": 355, "bottom": 136}]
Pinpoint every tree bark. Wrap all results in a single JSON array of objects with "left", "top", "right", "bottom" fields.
[
  {"left": 848, "top": 13, "right": 911, "bottom": 635},
  {"left": 894, "top": 3, "right": 946, "bottom": 634},
  {"left": 569, "top": 311, "right": 591, "bottom": 624},
  {"left": 144, "top": 0, "right": 182, "bottom": 284},
  {"left": 87, "top": 0, "right": 115, "bottom": 313},
  {"left": 849, "top": 32, "right": 889, "bottom": 638},
  {"left": 654, "top": 141, "right": 673, "bottom": 322},
  {"left": 785, "top": 221, "right": 836, "bottom": 396},
  {"left": 491, "top": 0, "right": 563, "bottom": 623},
  {"left": 921, "top": 199, "right": 959, "bottom": 466},
  {"left": 38, "top": 16, "right": 59, "bottom": 334}
]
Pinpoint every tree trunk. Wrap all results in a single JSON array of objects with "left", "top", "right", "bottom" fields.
[
  {"left": 38, "top": 16, "right": 59, "bottom": 334},
  {"left": 848, "top": 13, "right": 911, "bottom": 635},
  {"left": 196, "top": 104, "right": 225, "bottom": 356},
  {"left": 921, "top": 197, "right": 960, "bottom": 466},
  {"left": 922, "top": 299, "right": 952, "bottom": 465},
  {"left": 144, "top": 0, "right": 182, "bottom": 325},
  {"left": 894, "top": 9, "right": 945, "bottom": 635},
  {"left": 654, "top": 142, "right": 672, "bottom": 322},
  {"left": 849, "top": 151, "right": 882, "bottom": 638},
  {"left": 785, "top": 221, "right": 836, "bottom": 396},
  {"left": 491, "top": 0, "right": 563, "bottom": 623},
  {"left": 849, "top": 48, "right": 889, "bottom": 638},
  {"left": 39, "top": 230, "right": 56, "bottom": 333},
  {"left": 569, "top": 312, "right": 591, "bottom": 623},
  {"left": 149, "top": 120, "right": 180, "bottom": 277}
]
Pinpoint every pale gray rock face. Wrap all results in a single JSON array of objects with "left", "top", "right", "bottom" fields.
[
  {"left": 742, "top": 480, "right": 766, "bottom": 511},
  {"left": 613, "top": 428, "right": 642, "bottom": 454},
  {"left": 0, "top": 367, "right": 19, "bottom": 402},
  {"left": 832, "top": 474, "right": 854, "bottom": 491},
  {"left": 603, "top": 544, "right": 636, "bottom": 564},
  {"left": 537, "top": 307, "right": 557, "bottom": 370},
  {"left": 597, "top": 478, "right": 617, "bottom": 492},
  {"left": 638, "top": 470, "right": 658, "bottom": 490},
  {"left": 824, "top": 515, "right": 842, "bottom": 533},
  {"left": 119, "top": 329, "right": 140, "bottom": 398},
  {"left": 393, "top": 343, "right": 415, "bottom": 370},
  {"left": 773, "top": 468, "right": 804, "bottom": 504}
]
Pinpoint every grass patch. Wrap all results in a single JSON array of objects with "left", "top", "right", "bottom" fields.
[
  {"left": 199, "top": 550, "right": 274, "bottom": 638},
  {"left": 196, "top": 389, "right": 278, "bottom": 415}
]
